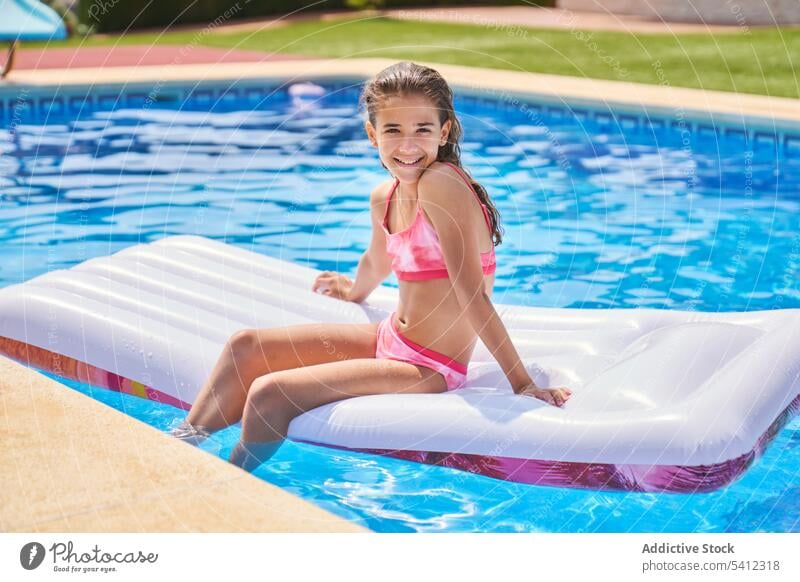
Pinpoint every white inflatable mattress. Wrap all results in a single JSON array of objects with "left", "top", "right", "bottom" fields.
[{"left": 1, "top": 235, "right": 798, "bottom": 492}]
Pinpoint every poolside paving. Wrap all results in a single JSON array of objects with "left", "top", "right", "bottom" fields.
[
  {"left": 0, "top": 356, "right": 366, "bottom": 532},
  {"left": 14, "top": 45, "right": 310, "bottom": 71}
]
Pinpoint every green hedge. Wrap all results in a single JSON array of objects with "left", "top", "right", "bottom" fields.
[{"left": 79, "top": 1, "right": 554, "bottom": 33}]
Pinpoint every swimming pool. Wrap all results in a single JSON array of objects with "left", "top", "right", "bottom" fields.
[{"left": 1, "top": 78, "right": 799, "bottom": 532}]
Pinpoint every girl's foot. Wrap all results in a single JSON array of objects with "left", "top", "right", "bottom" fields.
[
  {"left": 229, "top": 439, "right": 284, "bottom": 472},
  {"left": 169, "top": 419, "right": 212, "bottom": 447}
]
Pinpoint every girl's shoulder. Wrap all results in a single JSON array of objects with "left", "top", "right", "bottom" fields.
[
  {"left": 419, "top": 161, "right": 471, "bottom": 195},
  {"left": 370, "top": 178, "right": 397, "bottom": 201},
  {"left": 369, "top": 178, "right": 399, "bottom": 216},
  {"left": 425, "top": 160, "right": 456, "bottom": 176}
]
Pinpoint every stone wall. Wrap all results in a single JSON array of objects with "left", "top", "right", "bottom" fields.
[
  {"left": 559, "top": 0, "right": 643, "bottom": 15},
  {"left": 557, "top": 0, "right": 800, "bottom": 25}
]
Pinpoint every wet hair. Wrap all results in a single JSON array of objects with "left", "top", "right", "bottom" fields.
[{"left": 359, "top": 61, "right": 503, "bottom": 247}]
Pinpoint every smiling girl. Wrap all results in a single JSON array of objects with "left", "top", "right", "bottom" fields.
[{"left": 172, "top": 61, "right": 572, "bottom": 471}]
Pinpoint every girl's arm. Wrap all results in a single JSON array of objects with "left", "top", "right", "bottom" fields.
[
  {"left": 347, "top": 181, "right": 394, "bottom": 303},
  {"left": 417, "top": 167, "right": 535, "bottom": 393},
  {"left": 454, "top": 291, "right": 534, "bottom": 392}
]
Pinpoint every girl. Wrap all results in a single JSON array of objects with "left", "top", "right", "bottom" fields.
[{"left": 172, "top": 61, "right": 573, "bottom": 471}]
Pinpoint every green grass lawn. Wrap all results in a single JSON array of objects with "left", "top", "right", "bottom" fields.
[{"left": 29, "top": 16, "right": 800, "bottom": 98}]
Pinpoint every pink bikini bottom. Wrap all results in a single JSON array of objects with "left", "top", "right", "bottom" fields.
[{"left": 375, "top": 312, "right": 468, "bottom": 391}]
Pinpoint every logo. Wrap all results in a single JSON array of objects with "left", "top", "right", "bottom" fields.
[{"left": 20, "top": 542, "right": 46, "bottom": 570}]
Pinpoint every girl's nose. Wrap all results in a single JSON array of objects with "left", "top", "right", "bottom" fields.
[{"left": 397, "top": 138, "right": 420, "bottom": 152}]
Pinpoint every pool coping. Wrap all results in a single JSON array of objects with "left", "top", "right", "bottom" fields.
[
  {"left": 2, "top": 57, "right": 799, "bottom": 132},
  {"left": 0, "top": 356, "right": 366, "bottom": 532}
]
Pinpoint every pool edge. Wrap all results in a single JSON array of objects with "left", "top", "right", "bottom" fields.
[
  {"left": 2, "top": 57, "right": 799, "bottom": 130},
  {"left": 0, "top": 355, "right": 367, "bottom": 533}
]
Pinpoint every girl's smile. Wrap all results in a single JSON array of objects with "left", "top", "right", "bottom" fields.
[{"left": 365, "top": 93, "right": 452, "bottom": 183}]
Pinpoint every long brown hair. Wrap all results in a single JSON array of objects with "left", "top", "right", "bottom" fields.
[{"left": 359, "top": 61, "right": 503, "bottom": 247}]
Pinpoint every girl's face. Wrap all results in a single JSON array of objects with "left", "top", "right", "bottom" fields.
[{"left": 365, "top": 93, "right": 452, "bottom": 184}]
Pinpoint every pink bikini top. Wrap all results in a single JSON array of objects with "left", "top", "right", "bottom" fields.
[{"left": 381, "top": 161, "right": 497, "bottom": 282}]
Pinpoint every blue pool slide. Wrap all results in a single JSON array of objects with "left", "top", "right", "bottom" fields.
[{"left": 1, "top": 0, "right": 67, "bottom": 78}]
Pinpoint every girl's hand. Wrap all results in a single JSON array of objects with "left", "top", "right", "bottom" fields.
[
  {"left": 311, "top": 271, "right": 354, "bottom": 302},
  {"left": 515, "top": 382, "right": 573, "bottom": 408}
]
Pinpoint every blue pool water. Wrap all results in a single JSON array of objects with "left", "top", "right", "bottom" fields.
[{"left": 2, "top": 80, "right": 800, "bottom": 532}]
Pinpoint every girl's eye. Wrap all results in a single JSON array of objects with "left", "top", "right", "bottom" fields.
[{"left": 384, "top": 128, "right": 432, "bottom": 134}]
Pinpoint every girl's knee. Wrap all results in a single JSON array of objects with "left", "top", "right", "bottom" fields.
[
  {"left": 245, "top": 374, "right": 299, "bottom": 415},
  {"left": 227, "top": 329, "right": 277, "bottom": 374},
  {"left": 241, "top": 376, "right": 295, "bottom": 442},
  {"left": 227, "top": 328, "right": 258, "bottom": 358}
]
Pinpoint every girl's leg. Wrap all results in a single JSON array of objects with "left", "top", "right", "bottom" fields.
[
  {"left": 173, "top": 322, "right": 379, "bottom": 440},
  {"left": 229, "top": 357, "right": 447, "bottom": 470}
]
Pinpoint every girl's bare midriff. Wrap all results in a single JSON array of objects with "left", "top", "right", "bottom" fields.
[{"left": 394, "top": 265, "right": 495, "bottom": 368}]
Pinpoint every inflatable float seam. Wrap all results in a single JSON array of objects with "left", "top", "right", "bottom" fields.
[{"left": 105, "top": 249, "right": 361, "bottom": 322}]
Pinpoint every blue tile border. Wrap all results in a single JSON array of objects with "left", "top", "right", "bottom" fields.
[
  {"left": 125, "top": 92, "right": 149, "bottom": 108},
  {"left": 1, "top": 78, "right": 799, "bottom": 157},
  {"left": 456, "top": 90, "right": 800, "bottom": 157},
  {"left": 647, "top": 118, "right": 666, "bottom": 133},
  {"left": 753, "top": 131, "right": 779, "bottom": 152},
  {"left": 617, "top": 114, "right": 638, "bottom": 130}
]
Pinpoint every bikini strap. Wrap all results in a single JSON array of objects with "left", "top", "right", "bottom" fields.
[
  {"left": 382, "top": 178, "right": 400, "bottom": 230},
  {"left": 439, "top": 161, "right": 493, "bottom": 231}
]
